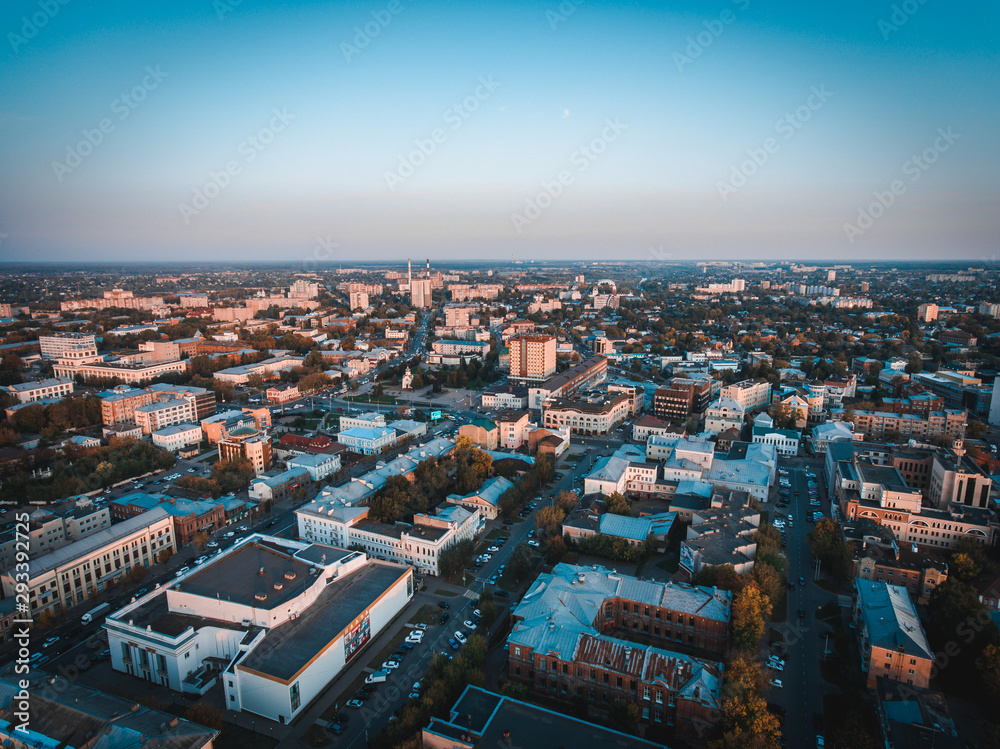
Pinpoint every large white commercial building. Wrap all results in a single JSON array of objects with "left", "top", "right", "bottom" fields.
[
  {"left": 0, "top": 507, "right": 175, "bottom": 617},
  {"left": 105, "top": 537, "right": 413, "bottom": 724},
  {"left": 297, "top": 503, "right": 480, "bottom": 576}
]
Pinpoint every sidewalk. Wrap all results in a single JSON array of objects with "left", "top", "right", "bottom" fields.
[{"left": 224, "top": 592, "right": 436, "bottom": 747}]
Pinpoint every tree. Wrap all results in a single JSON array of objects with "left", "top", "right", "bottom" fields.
[
  {"left": 193, "top": 531, "right": 209, "bottom": 549},
  {"left": 808, "top": 518, "right": 851, "bottom": 581},
  {"left": 694, "top": 564, "right": 745, "bottom": 595},
  {"left": 977, "top": 644, "right": 1000, "bottom": 705},
  {"left": 509, "top": 542, "right": 534, "bottom": 581},
  {"left": 184, "top": 702, "right": 224, "bottom": 730},
  {"left": 535, "top": 505, "right": 567, "bottom": 536},
  {"left": 751, "top": 560, "right": 784, "bottom": 609},
  {"left": 609, "top": 699, "right": 639, "bottom": 734},
  {"left": 603, "top": 492, "right": 631, "bottom": 516},
  {"left": 731, "top": 582, "right": 771, "bottom": 653},
  {"left": 439, "top": 539, "right": 475, "bottom": 578},
  {"left": 36, "top": 610, "right": 55, "bottom": 631},
  {"left": 951, "top": 552, "right": 981, "bottom": 583},
  {"left": 157, "top": 549, "right": 173, "bottom": 564}
]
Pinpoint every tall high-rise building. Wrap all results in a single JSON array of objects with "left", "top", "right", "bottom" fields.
[
  {"left": 38, "top": 333, "right": 102, "bottom": 363},
  {"left": 509, "top": 335, "right": 557, "bottom": 384},
  {"left": 411, "top": 279, "right": 432, "bottom": 308},
  {"left": 349, "top": 291, "right": 369, "bottom": 310}
]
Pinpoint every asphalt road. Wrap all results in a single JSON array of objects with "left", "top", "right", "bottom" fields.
[{"left": 767, "top": 459, "right": 838, "bottom": 747}]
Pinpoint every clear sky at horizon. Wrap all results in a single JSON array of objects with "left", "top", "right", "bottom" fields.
[{"left": 0, "top": 0, "right": 997, "bottom": 264}]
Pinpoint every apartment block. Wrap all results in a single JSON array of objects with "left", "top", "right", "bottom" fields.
[
  {"left": 0, "top": 507, "right": 175, "bottom": 616},
  {"left": 509, "top": 334, "right": 557, "bottom": 384},
  {"left": 719, "top": 379, "right": 771, "bottom": 411}
]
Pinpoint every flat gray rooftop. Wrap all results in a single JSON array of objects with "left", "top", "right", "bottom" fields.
[
  {"left": 238, "top": 561, "right": 408, "bottom": 682},
  {"left": 180, "top": 541, "right": 314, "bottom": 610},
  {"left": 427, "top": 686, "right": 662, "bottom": 748}
]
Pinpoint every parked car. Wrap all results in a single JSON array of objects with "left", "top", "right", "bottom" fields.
[
  {"left": 437, "top": 601, "right": 450, "bottom": 609},
  {"left": 346, "top": 699, "right": 365, "bottom": 708},
  {"left": 454, "top": 631, "right": 467, "bottom": 644},
  {"left": 382, "top": 660, "right": 400, "bottom": 670},
  {"left": 448, "top": 638, "right": 460, "bottom": 650},
  {"left": 495, "top": 590, "right": 509, "bottom": 598},
  {"left": 464, "top": 619, "right": 477, "bottom": 629},
  {"left": 769, "top": 678, "right": 783, "bottom": 688},
  {"left": 527, "top": 540, "right": 540, "bottom": 547}
]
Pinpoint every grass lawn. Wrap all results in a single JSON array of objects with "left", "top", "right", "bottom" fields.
[
  {"left": 408, "top": 603, "right": 440, "bottom": 626},
  {"left": 367, "top": 628, "right": 410, "bottom": 669},
  {"left": 435, "top": 588, "right": 459, "bottom": 597},
  {"left": 486, "top": 528, "right": 511, "bottom": 540},
  {"left": 300, "top": 724, "right": 329, "bottom": 748},
  {"left": 655, "top": 555, "right": 680, "bottom": 574},
  {"left": 216, "top": 722, "right": 279, "bottom": 749},
  {"left": 345, "top": 393, "right": 397, "bottom": 404},
  {"left": 771, "top": 587, "right": 788, "bottom": 622}
]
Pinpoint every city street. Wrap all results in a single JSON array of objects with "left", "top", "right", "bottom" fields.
[{"left": 765, "top": 458, "right": 841, "bottom": 747}]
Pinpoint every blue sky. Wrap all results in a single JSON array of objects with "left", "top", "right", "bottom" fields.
[{"left": 0, "top": 0, "right": 997, "bottom": 263}]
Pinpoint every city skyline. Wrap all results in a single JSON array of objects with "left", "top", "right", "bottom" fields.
[{"left": 0, "top": 0, "right": 997, "bottom": 262}]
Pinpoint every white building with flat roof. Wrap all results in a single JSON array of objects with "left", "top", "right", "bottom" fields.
[
  {"left": 151, "top": 423, "right": 203, "bottom": 452},
  {"left": 287, "top": 451, "right": 341, "bottom": 481},
  {"left": 296, "top": 502, "right": 480, "bottom": 575},
  {"left": 337, "top": 426, "right": 396, "bottom": 455},
  {"left": 104, "top": 537, "right": 412, "bottom": 724},
  {"left": 7, "top": 377, "right": 74, "bottom": 403}
]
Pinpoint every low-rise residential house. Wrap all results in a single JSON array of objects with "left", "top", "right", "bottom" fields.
[
  {"left": 248, "top": 467, "right": 312, "bottom": 503},
  {"left": 853, "top": 580, "right": 934, "bottom": 690},
  {"left": 110, "top": 493, "right": 226, "bottom": 546},
  {"left": 459, "top": 418, "right": 499, "bottom": 450},
  {"left": 679, "top": 490, "right": 759, "bottom": 579},
  {"left": 446, "top": 476, "right": 514, "bottom": 520},
  {"left": 286, "top": 451, "right": 341, "bottom": 481}
]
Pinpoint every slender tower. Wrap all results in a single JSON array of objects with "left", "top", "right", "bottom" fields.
[
  {"left": 425, "top": 258, "right": 430, "bottom": 277},
  {"left": 408, "top": 258, "right": 412, "bottom": 286}
]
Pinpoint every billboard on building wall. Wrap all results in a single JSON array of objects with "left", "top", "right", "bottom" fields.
[{"left": 344, "top": 611, "right": 371, "bottom": 662}]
